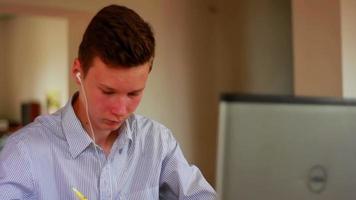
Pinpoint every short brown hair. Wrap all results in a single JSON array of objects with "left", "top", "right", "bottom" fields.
[{"left": 78, "top": 5, "right": 155, "bottom": 75}]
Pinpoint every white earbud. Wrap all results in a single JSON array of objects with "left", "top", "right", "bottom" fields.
[{"left": 76, "top": 72, "right": 82, "bottom": 83}]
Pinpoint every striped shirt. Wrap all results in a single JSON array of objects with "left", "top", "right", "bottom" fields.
[{"left": 0, "top": 97, "right": 216, "bottom": 200}]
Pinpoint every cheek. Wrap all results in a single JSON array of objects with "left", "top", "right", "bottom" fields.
[
  {"left": 91, "top": 92, "right": 109, "bottom": 112},
  {"left": 127, "top": 96, "right": 142, "bottom": 113}
]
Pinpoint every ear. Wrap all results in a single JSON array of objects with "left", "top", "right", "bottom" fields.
[
  {"left": 71, "top": 58, "right": 83, "bottom": 85},
  {"left": 148, "top": 57, "right": 154, "bottom": 73}
]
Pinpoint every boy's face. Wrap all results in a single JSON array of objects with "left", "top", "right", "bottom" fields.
[{"left": 74, "top": 56, "right": 150, "bottom": 133}]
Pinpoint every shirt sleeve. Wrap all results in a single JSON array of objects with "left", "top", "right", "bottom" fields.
[
  {"left": 159, "top": 129, "right": 217, "bottom": 200},
  {"left": 0, "top": 139, "right": 36, "bottom": 200}
]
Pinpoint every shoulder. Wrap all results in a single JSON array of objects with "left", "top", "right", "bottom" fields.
[
  {"left": 4, "top": 110, "right": 64, "bottom": 151},
  {"left": 129, "top": 114, "right": 173, "bottom": 139}
]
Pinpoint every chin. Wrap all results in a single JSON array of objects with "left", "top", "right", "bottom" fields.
[{"left": 103, "top": 122, "right": 122, "bottom": 131}]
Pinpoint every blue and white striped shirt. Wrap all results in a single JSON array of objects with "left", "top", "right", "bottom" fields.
[{"left": 0, "top": 97, "right": 216, "bottom": 200}]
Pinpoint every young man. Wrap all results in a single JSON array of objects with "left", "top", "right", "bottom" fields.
[{"left": 0, "top": 4, "right": 216, "bottom": 200}]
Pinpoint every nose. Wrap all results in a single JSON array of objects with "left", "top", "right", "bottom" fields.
[{"left": 110, "top": 96, "right": 128, "bottom": 117}]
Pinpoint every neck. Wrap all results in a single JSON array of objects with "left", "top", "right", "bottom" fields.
[{"left": 72, "top": 93, "right": 118, "bottom": 155}]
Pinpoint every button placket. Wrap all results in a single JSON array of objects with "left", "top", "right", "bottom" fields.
[{"left": 99, "top": 163, "right": 111, "bottom": 200}]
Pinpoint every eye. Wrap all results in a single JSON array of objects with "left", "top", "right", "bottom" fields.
[
  {"left": 128, "top": 91, "right": 141, "bottom": 97},
  {"left": 101, "top": 89, "right": 115, "bottom": 95}
]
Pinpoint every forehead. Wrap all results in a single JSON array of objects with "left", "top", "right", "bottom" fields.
[{"left": 85, "top": 57, "right": 150, "bottom": 88}]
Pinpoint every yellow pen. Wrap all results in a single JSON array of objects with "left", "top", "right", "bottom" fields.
[{"left": 72, "top": 187, "right": 88, "bottom": 200}]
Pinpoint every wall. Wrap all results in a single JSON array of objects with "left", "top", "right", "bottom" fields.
[
  {"left": 292, "top": 0, "right": 343, "bottom": 97},
  {"left": 0, "top": 17, "right": 7, "bottom": 118},
  {"left": 215, "top": 0, "right": 293, "bottom": 95},
  {"left": 341, "top": 0, "right": 356, "bottom": 98},
  {"left": 2, "top": 15, "right": 68, "bottom": 121}
]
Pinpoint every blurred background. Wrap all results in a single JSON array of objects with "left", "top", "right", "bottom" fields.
[{"left": 0, "top": 0, "right": 356, "bottom": 188}]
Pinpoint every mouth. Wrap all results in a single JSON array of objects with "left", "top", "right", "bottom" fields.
[{"left": 103, "top": 119, "right": 123, "bottom": 126}]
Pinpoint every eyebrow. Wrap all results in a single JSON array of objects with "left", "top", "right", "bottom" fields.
[
  {"left": 98, "top": 83, "right": 144, "bottom": 93},
  {"left": 129, "top": 88, "right": 145, "bottom": 94}
]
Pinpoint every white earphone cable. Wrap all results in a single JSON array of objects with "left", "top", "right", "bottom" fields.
[
  {"left": 79, "top": 80, "right": 102, "bottom": 170},
  {"left": 78, "top": 74, "right": 113, "bottom": 200}
]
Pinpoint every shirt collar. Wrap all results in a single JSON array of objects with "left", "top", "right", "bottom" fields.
[
  {"left": 61, "top": 92, "right": 93, "bottom": 158},
  {"left": 61, "top": 92, "right": 134, "bottom": 158}
]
